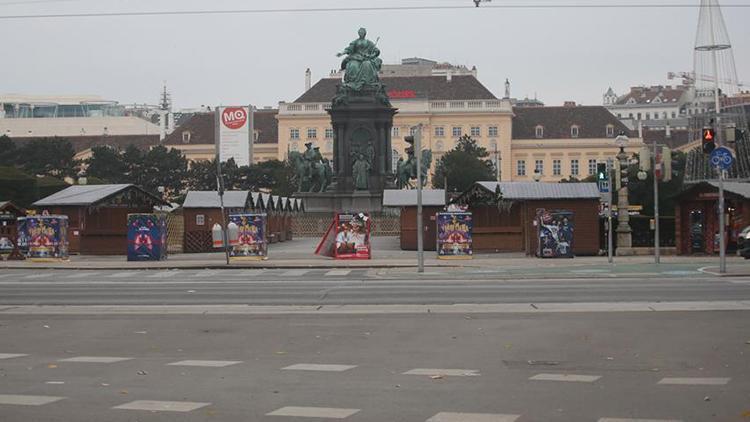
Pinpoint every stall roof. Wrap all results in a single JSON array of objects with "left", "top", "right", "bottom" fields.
[
  {"left": 33, "top": 184, "right": 167, "bottom": 207},
  {"left": 475, "top": 182, "right": 600, "bottom": 200},
  {"left": 250, "top": 192, "right": 263, "bottom": 209},
  {"left": 261, "top": 193, "right": 273, "bottom": 210},
  {"left": 679, "top": 181, "right": 750, "bottom": 199},
  {"left": 383, "top": 189, "right": 447, "bottom": 207},
  {"left": 0, "top": 201, "right": 25, "bottom": 215},
  {"left": 182, "top": 191, "right": 250, "bottom": 209}
]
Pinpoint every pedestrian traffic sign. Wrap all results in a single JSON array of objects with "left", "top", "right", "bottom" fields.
[{"left": 710, "top": 146, "right": 734, "bottom": 170}]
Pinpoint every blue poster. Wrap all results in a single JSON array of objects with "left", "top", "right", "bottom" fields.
[
  {"left": 437, "top": 212, "right": 473, "bottom": 260},
  {"left": 16, "top": 217, "right": 29, "bottom": 255},
  {"left": 127, "top": 214, "right": 167, "bottom": 261},
  {"left": 537, "top": 209, "right": 575, "bottom": 258},
  {"left": 229, "top": 213, "right": 267, "bottom": 261},
  {"left": 26, "top": 215, "right": 69, "bottom": 261}
]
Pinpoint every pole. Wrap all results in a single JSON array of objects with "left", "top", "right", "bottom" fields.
[
  {"left": 607, "top": 158, "right": 613, "bottom": 264},
  {"left": 708, "top": 10, "right": 726, "bottom": 273},
  {"left": 216, "top": 156, "right": 230, "bottom": 266},
  {"left": 719, "top": 169, "right": 726, "bottom": 273},
  {"left": 416, "top": 124, "right": 424, "bottom": 273},
  {"left": 653, "top": 142, "right": 660, "bottom": 264}
]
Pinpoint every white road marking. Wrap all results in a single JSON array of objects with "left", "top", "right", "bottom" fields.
[
  {"left": 0, "top": 353, "right": 28, "bottom": 359},
  {"left": 45, "top": 381, "right": 65, "bottom": 385},
  {"left": 58, "top": 356, "right": 132, "bottom": 363},
  {"left": 657, "top": 377, "right": 730, "bottom": 385},
  {"left": 726, "top": 278, "right": 750, "bottom": 284},
  {"left": 283, "top": 269, "right": 311, "bottom": 277},
  {"left": 427, "top": 412, "right": 520, "bottom": 422},
  {"left": 147, "top": 271, "right": 179, "bottom": 278},
  {"left": 530, "top": 373, "right": 601, "bottom": 382},
  {"left": 192, "top": 270, "right": 222, "bottom": 278},
  {"left": 282, "top": 363, "right": 357, "bottom": 372},
  {"left": 403, "top": 368, "right": 480, "bottom": 377},
  {"left": 24, "top": 273, "right": 53, "bottom": 279},
  {"left": 325, "top": 270, "right": 351, "bottom": 276},
  {"left": 109, "top": 271, "right": 139, "bottom": 278},
  {"left": 227, "top": 270, "right": 265, "bottom": 277},
  {"left": 167, "top": 360, "right": 242, "bottom": 367},
  {"left": 0, "top": 273, "right": 18, "bottom": 279},
  {"left": 113, "top": 400, "right": 210, "bottom": 412},
  {"left": 0, "top": 394, "right": 65, "bottom": 406},
  {"left": 65, "top": 272, "right": 99, "bottom": 279},
  {"left": 266, "top": 406, "right": 360, "bottom": 418},
  {"left": 599, "top": 419, "right": 683, "bottom": 422}
]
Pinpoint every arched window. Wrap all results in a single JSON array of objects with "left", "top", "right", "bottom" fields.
[
  {"left": 182, "top": 131, "right": 191, "bottom": 143},
  {"left": 570, "top": 125, "right": 579, "bottom": 138},
  {"left": 535, "top": 125, "right": 544, "bottom": 139}
]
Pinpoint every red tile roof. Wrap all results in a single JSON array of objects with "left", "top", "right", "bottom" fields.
[{"left": 163, "top": 109, "right": 278, "bottom": 146}]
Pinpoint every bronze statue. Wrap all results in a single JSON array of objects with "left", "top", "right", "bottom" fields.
[
  {"left": 289, "top": 144, "right": 332, "bottom": 193},
  {"left": 396, "top": 138, "right": 432, "bottom": 189},
  {"left": 352, "top": 153, "right": 371, "bottom": 190},
  {"left": 334, "top": 28, "right": 390, "bottom": 106}
]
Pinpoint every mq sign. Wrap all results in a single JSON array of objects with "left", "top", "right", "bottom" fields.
[
  {"left": 216, "top": 105, "right": 253, "bottom": 167},
  {"left": 221, "top": 107, "right": 248, "bottom": 130}
]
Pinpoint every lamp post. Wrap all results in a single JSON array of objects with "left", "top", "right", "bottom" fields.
[{"left": 615, "top": 133, "right": 633, "bottom": 255}]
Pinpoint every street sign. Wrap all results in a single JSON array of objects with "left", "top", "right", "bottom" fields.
[{"left": 709, "top": 146, "right": 734, "bottom": 170}]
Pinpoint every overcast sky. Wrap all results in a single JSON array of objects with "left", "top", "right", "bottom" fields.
[{"left": 0, "top": 0, "right": 748, "bottom": 109}]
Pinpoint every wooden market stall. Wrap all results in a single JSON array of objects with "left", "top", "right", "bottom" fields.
[
  {"left": 182, "top": 191, "right": 254, "bottom": 253},
  {"left": 382, "top": 189, "right": 446, "bottom": 251},
  {"left": 0, "top": 201, "right": 25, "bottom": 243}
]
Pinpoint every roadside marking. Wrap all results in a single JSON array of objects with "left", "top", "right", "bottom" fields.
[
  {"left": 0, "top": 394, "right": 65, "bottom": 406},
  {"left": 427, "top": 412, "right": 520, "bottom": 422},
  {"left": 599, "top": 419, "right": 683, "bottom": 422},
  {"left": 325, "top": 270, "right": 351, "bottom": 276},
  {"left": 45, "top": 381, "right": 65, "bottom": 385},
  {"left": 283, "top": 269, "right": 311, "bottom": 277},
  {"left": 530, "top": 373, "right": 601, "bottom": 383},
  {"left": 167, "top": 360, "right": 242, "bottom": 367},
  {"left": 657, "top": 377, "right": 730, "bottom": 385},
  {"left": 282, "top": 363, "right": 357, "bottom": 372},
  {"left": 192, "top": 270, "right": 222, "bottom": 278},
  {"left": 147, "top": 271, "right": 179, "bottom": 278},
  {"left": 0, "top": 273, "right": 17, "bottom": 279},
  {"left": 58, "top": 356, "right": 132, "bottom": 363},
  {"left": 109, "top": 271, "right": 139, "bottom": 278},
  {"left": 65, "top": 272, "right": 100, "bottom": 279},
  {"left": 727, "top": 278, "right": 750, "bottom": 284},
  {"left": 403, "top": 368, "right": 480, "bottom": 377},
  {"left": 0, "top": 353, "right": 28, "bottom": 359},
  {"left": 570, "top": 269, "right": 608, "bottom": 274},
  {"left": 113, "top": 400, "right": 210, "bottom": 412},
  {"left": 227, "top": 270, "right": 265, "bottom": 277},
  {"left": 266, "top": 406, "right": 360, "bottom": 418},
  {"left": 24, "top": 273, "right": 53, "bottom": 279}
]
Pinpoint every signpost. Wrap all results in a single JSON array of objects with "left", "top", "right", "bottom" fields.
[
  {"left": 710, "top": 146, "right": 734, "bottom": 273},
  {"left": 216, "top": 106, "right": 254, "bottom": 167}
]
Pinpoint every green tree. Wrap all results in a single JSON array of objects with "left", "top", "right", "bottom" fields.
[
  {"left": 185, "top": 158, "right": 241, "bottom": 191},
  {"left": 85, "top": 146, "right": 129, "bottom": 183},
  {"left": 0, "top": 135, "right": 16, "bottom": 166},
  {"left": 433, "top": 135, "right": 496, "bottom": 193},
  {"left": 238, "top": 160, "right": 295, "bottom": 196},
  {"left": 138, "top": 145, "right": 188, "bottom": 200},
  {"left": 15, "top": 138, "right": 78, "bottom": 177}
]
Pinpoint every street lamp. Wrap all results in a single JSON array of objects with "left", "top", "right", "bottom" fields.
[{"left": 637, "top": 170, "right": 647, "bottom": 181}]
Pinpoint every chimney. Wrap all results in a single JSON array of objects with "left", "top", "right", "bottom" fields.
[
  {"left": 666, "top": 122, "right": 672, "bottom": 138},
  {"left": 305, "top": 68, "right": 312, "bottom": 92},
  {"left": 638, "top": 120, "right": 643, "bottom": 138},
  {"left": 471, "top": 65, "right": 477, "bottom": 78},
  {"left": 446, "top": 70, "right": 452, "bottom": 82},
  {"left": 563, "top": 101, "right": 576, "bottom": 107}
]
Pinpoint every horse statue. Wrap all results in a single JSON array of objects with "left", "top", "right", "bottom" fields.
[
  {"left": 396, "top": 149, "right": 432, "bottom": 189},
  {"left": 288, "top": 151, "right": 329, "bottom": 193}
]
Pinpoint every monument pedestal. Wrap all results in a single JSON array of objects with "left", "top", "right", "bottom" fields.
[{"left": 296, "top": 191, "right": 384, "bottom": 213}]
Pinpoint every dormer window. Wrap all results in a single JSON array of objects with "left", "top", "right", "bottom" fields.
[
  {"left": 182, "top": 131, "right": 191, "bottom": 143},
  {"left": 535, "top": 125, "right": 544, "bottom": 139},
  {"left": 570, "top": 125, "right": 579, "bottom": 138},
  {"left": 627, "top": 98, "right": 636, "bottom": 105},
  {"left": 606, "top": 124, "right": 615, "bottom": 137}
]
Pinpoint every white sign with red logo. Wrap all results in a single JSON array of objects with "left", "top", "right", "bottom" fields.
[{"left": 216, "top": 106, "right": 252, "bottom": 167}]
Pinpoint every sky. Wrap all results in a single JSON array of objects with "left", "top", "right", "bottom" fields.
[{"left": 0, "top": 0, "right": 748, "bottom": 109}]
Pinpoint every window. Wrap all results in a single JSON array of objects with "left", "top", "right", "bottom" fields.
[
  {"left": 392, "top": 127, "right": 400, "bottom": 138},
  {"left": 570, "top": 126, "right": 579, "bottom": 138},
  {"left": 452, "top": 126, "right": 462, "bottom": 138},
  {"left": 617, "top": 113, "right": 622, "bottom": 118},
  {"left": 629, "top": 113, "right": 634, "bottom": 119},
  {"left": 307, "top": 128, "right": 317, "bottom": 139},
  {"left": 535, "top": 159, "right": 544, "bottom": 174},
  {"left": 606, "top": 124, "right": 615, "bottom": 137},
  {"left": 535, "top": 126, "right": 544, "bottom": 138},
  {"left": 637, "top": 113, "right": 642, "bottom": 120},
  {"left": 588, "top": 159, "right": 597, "bottom": 176},
  {"left": 435, "top": 126, "right": 445, "bottom": 137},
  {"left": 182, "top": 131, "right": 191, "bottom": 143},
  {"left": 196, "top": 214, "right": 205, "bottom": 226},
  {"left": 290, "top": 128, "right": 300, "bottom": 140},
  {"left": 517, "top": 160, "right": 526, "bottom": 176},
  {"left": 471, "top": 126, "right": 481, "bottom": 137},
  {"left": 553, "top": 159, "right": 561, "bottom": 176},
  {"left": 671, "top": 111, "right": 677, "bottom": 119},
  {"left": 645, "top": 113, "right": 651, "bottom": 120},
  {"left": 571, "top": 159, "right": 579, "bottom": 176},
  {"left": 488, "top": 126, "right": 498, "bottom": 137},
  {"left": 325, "top": 128, "right": 334, "bottom": 139}
]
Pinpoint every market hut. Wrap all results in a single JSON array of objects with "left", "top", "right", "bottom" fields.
[
  {"left": 32, "top": 184, "right": 167, "bottom": 255},
  {"left": 452, "top": 182, "right": 601, "bottom": 256},
  {"left": 182, "top": 190, "right": 253, "bottom": 253},
  {"left": 382, "top": 189, "right": 446, "bottom": 251}
]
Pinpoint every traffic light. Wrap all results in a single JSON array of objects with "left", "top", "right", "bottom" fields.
[
  {"left": 702, "top": 127, "right": 716, "bottom": 154},
  {"left": 596, "top": 162, "right": 607, "bottom": 182}
]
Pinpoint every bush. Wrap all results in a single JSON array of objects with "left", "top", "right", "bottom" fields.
[{"left": 0, "top": 166, "right": 38, "bottom": 207}]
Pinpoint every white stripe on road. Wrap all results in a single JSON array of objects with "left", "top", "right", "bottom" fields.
[
  {"left": 226, "top": 270, "right": 265, "bottom": 277},
  {"left": 325, "top": 270, "right": 351, "bottom": 276},
  {"left": 403, "top": 368, "right": 480, "bottom": 377},
  {"left": 167, "top": 360, "right": 242, "bottom": 367},
  {"left": 266, "top": 406, "right": 360, "bottom": 418},
  {"left": 147, "top": 271, "right": 179, "bottom": 278},
  {"left": 427, "top": 412, "right": 520, "bottom": 422},
  {"left": 109, "top": 271, "right": 140, "bottom": 278},
  {"left": 657, "top": 377, "right": 730, "bottom": 385},
  {"left": 530, "top": 373, "right": 601, "bottom": 383},
  {"left": 24, "top": 273, "right": 53, "bottom": 279},
  {"left": 64, "top": 272, "right": 100, "bottom": 279},
  {"left": 191, "top": 270, "right": 222, "bottom": 278},
  {"left": 58, "top": 356, "right": 132, "bottom": 363},
  {"left": 0, "top": 353, "right": 28, "bottom": 359},
  {"left": 282, "top": 363, "right": 357, "bottom": 372},
  {"left": 599, "top": 419, "right": 683, "bottom": 422},
  {"left": 0, "top": 394, "right": 65, "bottom": 406},
  {"left": 113, "top": 400, "right": 210, "bottom": 412},
  {"left": 283, "top": 269, "right": 311, "bottom": 277}
]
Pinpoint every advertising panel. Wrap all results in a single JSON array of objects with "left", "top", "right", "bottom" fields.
[
  {"left": 26, "top": 215, "right": 68, "bottom": 261},
  {"left": 216, "top": 106, "right": 253, "bottom": 167},
  {"left": 229, "top": 213, "right": 267, "bottom": 261},
  {"left": 16, "top": 217, "right": 28, "bottom": 255},
  {"left": 334, "top": 212, "right": 371, "bottom": 259},
  {"left": 436, "top": 212, "right": 473, "bottom": 260},
  {"left": 127, "top": 214, "right": 167, "bottom": 261},
  {"left": 536, "top": 209, "right": 575, "bottom": 258}
]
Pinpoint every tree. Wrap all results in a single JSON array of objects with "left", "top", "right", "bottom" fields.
[
  {"left": 85, "top": 146, "right": 129, "bottom": 183},
  {"left": 0, "top": 135, "right": 16, "bottom": 166},
  {"left": 138, "top": 145, "right": 188, "bottom": 200},
  {"left": 14, "top": 138, "right": 78, "bottom": 178},
  {"left": 185, "top": 158, "right": 241, "bottom": 191},
  {"left": 238, "top": 160, "right": 295, "bottom": 196},
  {"left": 433, "top": 135, "right": 496, "bottom": 193}
]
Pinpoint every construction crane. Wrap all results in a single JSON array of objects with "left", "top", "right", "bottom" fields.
[{"left": 668, "top": 71, "right": 745, "bottom": 88}]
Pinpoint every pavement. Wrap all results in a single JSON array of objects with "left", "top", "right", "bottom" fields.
[{"left": 4, "top": 236, "right": 750, "bottom": 278}]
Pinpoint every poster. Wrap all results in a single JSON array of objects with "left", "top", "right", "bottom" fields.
[
  {"left": 127, "top": 214, "right": 167, "bottom": 261},
  {"left": 334, "top": 212, "right": 370, "bottom": 259},
  {"left": 26, "top": 215, "right": 68, "bottom": 261},
  {"left": 229, "top": 213, "right": 267, "bottom": 261},
  {"left": 16, "top": 217, "right": 28, "bottom": 255},
  {"left": 436, "top": 212, "right": 473, "bottom": 260},
  {"left": 536, "top": 209, "right": 575, "bottom": 258},
  {"left": 216, "top": 106, "right": 253, "bottom": 167}
]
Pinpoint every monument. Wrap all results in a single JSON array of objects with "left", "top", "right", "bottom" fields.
[{"left": 294, "top": 28, "right": 397, "bottom": 212}]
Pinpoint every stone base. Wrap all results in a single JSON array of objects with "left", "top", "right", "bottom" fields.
[{"left": 295, "top": 191, "right": 383, "bottom": 213}]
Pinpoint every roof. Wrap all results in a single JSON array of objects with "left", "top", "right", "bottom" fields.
[
  {"left": 683, "top": 181, "right": 750, "bottom": 199},
  {"left": 294, "top": 75, "right": 497, "bottom": 103},
  {"left": 250, "top": 192, "right": 263, "bottom": 208},
  {"left": 33, "top": 184, "right": 166, "bottom": 206},
  {"left": 383, "top": 189, "right": 446, "bottom": 207},
  {"left": 512, "top": 106, "right": 633, "bottom": 139},
  {"left": 162, "top": 109, "right": 278, "bottom": 146},
  {"left": 615, "top": 85, "right": 688, "bottom": 106},
  {"left": 182, "top": 191, "right": 250, "bottom": 208},
  {"left": 0, "top": 201, "right": 25, "bottom": 215},
  {"left": 642, "top": 129, "right": 691, "bottom": 149},
  {"left": 475, "top": 182, "right": 601, "bottom": 200}
]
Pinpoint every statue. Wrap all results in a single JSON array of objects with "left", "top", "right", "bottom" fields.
[
  {"left": 334, "top": 28, "right": 390, "bottom": 106},
  {"left": 352, "top": 153, "right": 371, "bottom": 190},
  {"left": 288, "top": 144, "right": 332, "bottom": 193},
  {"left": 396, "top": 139, "right": 432, "bottom": 189}
]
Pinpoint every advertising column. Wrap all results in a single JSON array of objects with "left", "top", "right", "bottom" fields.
[{"left": 216, "top": 106, "right": 254, "bottom": 166}]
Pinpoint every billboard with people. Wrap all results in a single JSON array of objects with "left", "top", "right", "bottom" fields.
[
  {"left": 229, "top": 213, "right": 267, "bottom": 261},
  {"left": 25, "top": 215, "right": 69, "bottom": 261},
  {"left": 315, "top": 212, "right": 371, "bottom": 259},
  {"left": 127, "top": 214, "right": 167, "bottom": 261},
  {"left": 436, "top": 212, "right": 473, "bottom": 259},
  {"left": 536, "top": 209, "right": 575, "bottom": 258}
]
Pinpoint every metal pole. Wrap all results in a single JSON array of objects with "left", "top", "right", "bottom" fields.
[
  {"left": 653, "top": 142, "right": 660, "bottom": 264},
  {"left": 216, "top": 156, "right": 230, "bottom": 266},
  {"left": 607, "top": 158, "right": 613, "bottom": 264},
  {"left": 416, "top": 124, "right": 424, "bottom": 273},
  {"left": 719, "top": 169, "right": 726, "bottom": 273}
]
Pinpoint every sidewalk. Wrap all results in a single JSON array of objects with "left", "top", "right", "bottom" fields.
[{"left": 3, "top": 236, "right": 750, "bottom": 276}]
